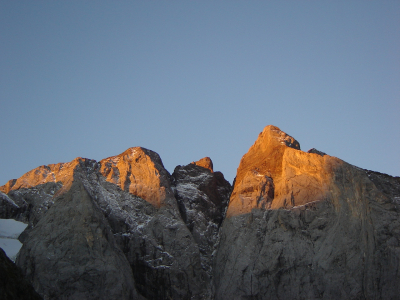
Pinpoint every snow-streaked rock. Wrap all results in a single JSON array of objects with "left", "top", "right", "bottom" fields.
[
  {"left": 1, "top": 125, "right": 400, "bottom": 300},
  {"left": 6, "top": 150, "right": 210, "bottom": 299},
  {"left": 16, "top": 179, "right": 139, "bottom": 300},
  {"left": 172, "top": 159, "right": 232, "bottom": 279}
]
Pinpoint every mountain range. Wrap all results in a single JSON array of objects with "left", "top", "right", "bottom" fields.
[{"left": 1, "top": 125, "right": 399, "bottom": 300}]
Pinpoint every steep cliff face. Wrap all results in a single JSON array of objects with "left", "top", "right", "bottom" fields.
[
  {"left": 0, "top": 247, "right": 43, "bottom": 300},
  {"left": 0, "top": 149, "right": 231, "bottom": 300},
  {"left": 215, "top": 125, "right": 400, "bottom": 299},
  {"left": 17, "top": 178, "right": 138, "bottom": 300},
  {"left": 172, "top": 158, "right": 232, "bottom": 277},
  {"left": 227, "top": 125, "right": 341, "bottom": 216},
  {"left": 99, "top": 147, "right": 176, "bottom": 208},
  {"left": 0, "top": 125, "right": 399, "bottom": 300},
  {"left": 0, "top": 158, "right": 82, "bottom": 195}
]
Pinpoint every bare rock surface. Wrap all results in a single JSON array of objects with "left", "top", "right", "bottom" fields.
[
  {"left": 0, "top": 191, "right": 19, "bottom": 219},
  {"left": 1, "top": 125, "right": 400, "bottom": 300},
  {"left": 0, "top": 247, "right": 43, "bottom": 300},
  {"left": 99, "top": 147, "right": 209, "bottom": 299},
  {"left": 214, "top": 125, "right": 400, "bottom": 299},
  {"left": 2, "top": 149, "right": 210, "bottom": 300},
  {"left": 172, "top": 158, "right": 232, "bottom": 278},
  {"left": 227, "top": 125, "right": 342, "bottom": 216},
  {"left": 191, "top": 157, "right": 214, "bottom": 172},
  {"left": 0, "top": 158, "right": 82, "bottom": 195},
  {"left": 100, "top": 147, "right": 176, "bottom": 208},
  {"left": 16, "top": 179, "right": 138, "bottom": 300}
]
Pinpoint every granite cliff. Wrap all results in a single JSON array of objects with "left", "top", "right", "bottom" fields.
[
  {"left": 1, "top": 125, "right": 399, "bottom": 299},
  {"left": 215, "top": 125, "right": 400, "bottom": 299}
]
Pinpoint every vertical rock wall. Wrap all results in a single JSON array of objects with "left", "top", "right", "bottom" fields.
[
  {"left": 1, "top": 125, "right": 399, "bottom": 299},
  {"left": 214, "top": 125, "right": 400, "bottom": 299}
]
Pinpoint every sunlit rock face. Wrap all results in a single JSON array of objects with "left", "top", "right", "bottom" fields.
[
  {"left": 214, "top": 125, "right": 400, "bottom": 300},
  {"left": 0, "top": 158, "right": 95, "bottom": 224},
  {"left": 191, "top": 156, "right": 214, "bottom": 172},
  {"left": 227, "top": 125, "right": 343, "bottom": 216},
  {"left": 1, "top": 149, "right": 224, "bottom": 299},
  {"left": 100, "top": 147, "right": 176, "bottom": 208},
  {"left": 1, "top": 125, "right": 399, "bottom": 300},
  {"left": 0, "top": 158, "right": 83, "bottom": 195}
]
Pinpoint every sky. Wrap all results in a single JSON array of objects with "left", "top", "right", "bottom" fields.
[{"left": 1, "top": 1, "right": 399, "bottom": 185}]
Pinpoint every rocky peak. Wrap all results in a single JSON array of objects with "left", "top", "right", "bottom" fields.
[
  {"left": 215, "top": 125, "right": 400, "bottom": 300},
  {"left": 191, "top": 157, "right": 214, "bottom": 172},
  {"left": 0, "top": 157, "right": 93, "bottom": 195},
  {"left": 227, "top": 125, "right": 341, "bottom": 216},
  {"left": 0, "top": 158, "right": 99, "bottom": 224},
  {"left": 99, "top": 147, "right": 175, "bottom": 208},
  {"left": 233, "top": 125, "right": 300, "bottom": 187},
  {"left": 1, "top": 126, "right": 400, "bottom": 300},
  {"left": 172, "top": 160, "right": 231, "bottom": 278},
  {"left": 308, "top": 148, "right": 327, "bottom": 156}
]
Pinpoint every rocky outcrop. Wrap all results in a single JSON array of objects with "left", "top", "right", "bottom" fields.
[
  {"left": 227, "top": 125, "right": 341, "bottom": 216},
  {"left": 0, "top": 191, "right": 19, "bottom": 219},
  {"left": 307, "top": 148, "right": 327, "bottom": 156},
  {"left": 2, "top": 149, "right": 227, "bottom": 299},
  {"left": 0, "top": 247, "right": 43, "bottom": 300},
  {"left": 0, "top": 158, "right": 88, "bottom": 223},
  {"left": 99, "top": 148, "right": 210, "bottom": 299},
  {"left": 172, "top": 158, "right": 232, "bottom": 277},
  {"left": 16, "top": 179, "right": 138, "bottom": 300},
  {"left": 214, "top": 125, "right": 400, "bottom": 299},
  {"left": 0, "top": 158, "right": 82, "bottom": 195},
  {"left": 100, "top": 147, "right": 176, "bottom": 208},
  {"left": 1, "top": 125, "right": 399, "bottom": 300},
  {"left": 191, "top": 157, "right": 214, "bottom": 172}
]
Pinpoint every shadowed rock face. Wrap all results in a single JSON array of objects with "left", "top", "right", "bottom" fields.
[
  {"left": 172, "top": 158, "right": 232, "bottom": 277},
  {"left": 215, "top": 125, "right": 400, "bottom": 300},
  {"left": 0, "top": 247, "right": 43, "bottom": 300},
  {"left": 1, "top": 125, "right": 399, "bottom": 300},
  {"left": 1, "top": 149, "right": 223, "bottom": 299},
  {"left": 16, "top": 179, "right": 138, "bottom": 300}
]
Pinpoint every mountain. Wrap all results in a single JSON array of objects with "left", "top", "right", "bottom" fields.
[
  {"left": 0, "top": 125, "right": 399, "bottom": 299},
  {"left": 215, "top": 125, "right": 400, "bottom": 299}
]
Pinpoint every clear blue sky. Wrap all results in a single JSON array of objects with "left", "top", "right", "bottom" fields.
[{"left": 1, "top": 1, "right": 399, "bottom": 185}]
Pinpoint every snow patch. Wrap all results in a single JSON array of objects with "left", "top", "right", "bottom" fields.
[
  {"left": 0, "top": 219, "right": 27, "bottom": 261},
  {"left": 0, "top": 219, "right": 27, "bottom": 239},
  {"left": 0, "top": 238, "right": 22, "bottom": 261}
]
